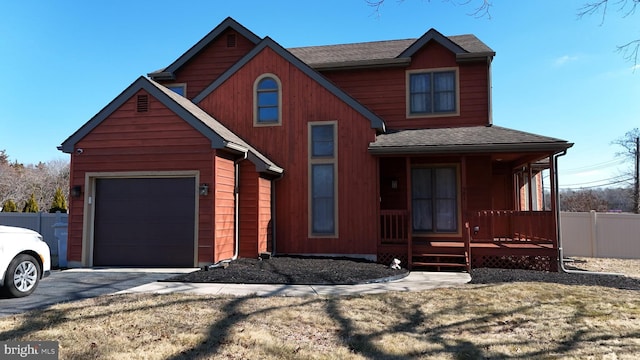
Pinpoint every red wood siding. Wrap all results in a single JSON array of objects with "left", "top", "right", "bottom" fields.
[
  {"left": 257, "top": 176, "right": 271, "bottom": 253},
  {"left": 379, "top": 157, "right": 408, "bottom": 210},
  {"left": 238, "top": 160, "right": 258, "bottom": 258},
  {"left": 464, "top": 155, "right": 493, "bottom": 212},
  {"left": 158, "top": 29, "right": 256, "bottom": 99},
  {"left": 214, "top": 154, "right": 236, "bottom": 262},
  {"left": 198, "top": 47, "right": 379, "bottom": 256},
  {"left": 67, "top": 89, "right": 216, "bottom": 265},
  {"left": 491, "top": 162, "right": 513, "bottom": 210},
  {"left": 238, "top": 161, "right": 273, "bottom": 258},
  {"left": 321, "top": 41, "right": 490, "bottom": 129}
]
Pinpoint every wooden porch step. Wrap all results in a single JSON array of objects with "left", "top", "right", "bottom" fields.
[
  {"left": 411, "top": 261, "right": 468, "bottom": 268},
  {"left": 411, "top": 251, "right": 469, "bottom": 272},
  {"left": 413, "top": 253, "right": 466, "bottom": 258}
]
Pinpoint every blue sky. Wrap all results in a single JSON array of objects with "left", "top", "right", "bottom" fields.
[{"left": 1, "top": 1, "right": 638, "bottom": 189}]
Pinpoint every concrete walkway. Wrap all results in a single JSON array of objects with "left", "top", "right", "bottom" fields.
[{"left": 116, "top": 271, "right": 471, "bottom": 297}]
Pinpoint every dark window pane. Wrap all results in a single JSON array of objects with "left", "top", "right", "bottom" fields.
[
  {"left": 258, "top": 78, "right": 278, "bottom": 90},
  {"left": 410, "top": 71, "right": 456, "bottom": 114},
  {"left": 312, "top": 125, "right": 334, "bottom": 157},
  {"left": 411, "top": 167, "right": 458, "bottom": 233},
  {"left": 168, "top": 86, "right": 184, "bottom": 96},
  {"left": 258, "top": 107, "right": 278, "bottom": 122},
  {"left": 312, "top": 164, "right": 334, "bottom": 234},
  {"left": 256, "top": 76, "right": 279, "bottom": 123},
  {"left": 258, "top": 92, "right": 278, "bottom": 106}
]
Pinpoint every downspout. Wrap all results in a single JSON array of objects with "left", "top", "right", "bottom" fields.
[{"left": 554, "top": 150, "right": 624, "bottom": 276}]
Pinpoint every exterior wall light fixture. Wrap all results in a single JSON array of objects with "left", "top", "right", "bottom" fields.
[
  {"left": 199, "top": 184, "right": 209, "bottom": 196},
  {"left": 71, "top": 185, "right": 82, "bottom": 197}
]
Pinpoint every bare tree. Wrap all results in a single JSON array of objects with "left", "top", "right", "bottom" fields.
[
  {"left": 366, "top": 0, "right": 493, "bottom": 18},
  {"left": 612, "top": 128, "right": 640, "bottom": 213},
  {"left": 578, "top": 0, "right": 640, "bottom": 67},
  {"left": 366, "top": 0, "right": 639, "bottom": 66},
  {"left": 560, "top": 189, "right": 610, "bottom": 212},
  {"left": 0, "top": 151, "right": 70, "bottom": 212}
]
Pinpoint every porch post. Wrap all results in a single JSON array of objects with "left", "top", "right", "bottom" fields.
[
  {"left": 461, "top": 156, "right": 467, "bottom": 228},
  {"left": 461, "top": 156, "right": 469, "bottom": 269},
  {"left": 548, "top": 154, "right": 558, "bottom": 246},
  {"left": 527, "top": 162, "right": 533, "bottom": 211},
  {"left": 405, "top": 157, "right": 412, "bottom": 270}
]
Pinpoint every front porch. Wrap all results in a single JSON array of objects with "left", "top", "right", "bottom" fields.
[
  {"left": 369, "top": 126, "right": 572, "bottom": 272},
  {"left": 378, "top": 209, "right": 558, "bottom": 272}
]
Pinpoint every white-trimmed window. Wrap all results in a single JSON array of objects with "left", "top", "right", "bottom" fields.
[
  {"left": 254, "top": 74, "right": 282, "bottom": 126},
  {"left": 166, "top": 83, "right": 186, "bottom": 97},
  {"left": 309, "top": 122, "right": 338, "bottom": 237},
  {"left": 411, "top": 166, "right": 459, "bottom": 233},
  {"left": 407, "top": 68, "right": 459, "bottom": 117}
]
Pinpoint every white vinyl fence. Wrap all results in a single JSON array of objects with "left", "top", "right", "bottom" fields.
[
  {"left": 561, "top": 211, "right": 640, "bottom": 259},
  {"left": 0, "top": 212, "right": 68, "bottom": 267}
]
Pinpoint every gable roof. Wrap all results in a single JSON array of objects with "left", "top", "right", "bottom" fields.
[
  {"left": 58, "top": 76, "right": 283, "bottom": 175},
  {"left": 148, "top": 17, "right": 262, "bottom": 81},
  {"left": 289, "top": 29, "right": 495, "bottom": 70},
  {"left": 192, "top": 37, "right": 387, "bottom": 131},
  {"left": 368, "top": 125, "right": 573, "bottom": 155}
]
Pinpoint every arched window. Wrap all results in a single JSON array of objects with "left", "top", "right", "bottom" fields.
[{"left": 254, "top": 74, "right": 282, "bottom": 126}]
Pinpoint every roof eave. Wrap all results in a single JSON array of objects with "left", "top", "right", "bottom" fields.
[
  {"left": 147, "top": 71, "right": 175, "bottom": 81},
  {"left": 309, "top": 57, "right": 411, "bottom": 71},
  {"left": 368, "top": 142, "right": 573, "bottom": 155},
  {"left": 456, "top": 52, "right": 495, "bottom": 62}
]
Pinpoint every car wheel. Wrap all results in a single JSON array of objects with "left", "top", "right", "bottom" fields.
[{"left": 4, "top": 254, "right": 41, "bottom": 297}]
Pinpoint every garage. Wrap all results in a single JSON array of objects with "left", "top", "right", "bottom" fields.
[{"left": 93, "top": 177, "right": 196, "bottom": 267}]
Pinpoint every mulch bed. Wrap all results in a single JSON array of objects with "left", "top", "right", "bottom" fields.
[{"left": 163, "top": 256, "right": 409, "bottom": 285}]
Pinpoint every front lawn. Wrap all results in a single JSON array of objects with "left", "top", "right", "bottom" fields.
[{"left": 1, "top": 281, "right": 638, "bottom": 359}]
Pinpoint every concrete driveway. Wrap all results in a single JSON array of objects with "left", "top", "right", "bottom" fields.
[{"left": 0, "top": 268, "right": 197, "bottom": 317}]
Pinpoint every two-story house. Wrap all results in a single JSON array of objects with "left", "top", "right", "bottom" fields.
[{"left": 59, "top": 17, "right": 572, "bottom": 271}]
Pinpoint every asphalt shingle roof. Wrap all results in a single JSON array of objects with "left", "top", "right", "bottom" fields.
[
  {"left": 369, "top": 126, "right": 572, "bottom": 154},
  {"left": 288, "top": 35, "right": 493, "bottom": 67},
  {"left": 150, "top": 79, "right": 283, "bottom": 174}
]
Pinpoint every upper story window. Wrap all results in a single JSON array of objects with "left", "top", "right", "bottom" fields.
[
  {"left": 166, "top": 84, "right": 186, "bottom": 97},
  {"left": 254, "top": 74, "right": 282, "bottom": 126},
  {"left": 407, "top": 68, "right": 458, "bottom": 117}
]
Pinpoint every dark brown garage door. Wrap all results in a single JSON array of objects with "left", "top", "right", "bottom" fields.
[{"left": 93, "top": 177, "right": 196, "bottom": 267}]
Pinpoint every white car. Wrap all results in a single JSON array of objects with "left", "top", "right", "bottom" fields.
[{"left": 0, "top": 225, "right": 51, "bottom": 297}]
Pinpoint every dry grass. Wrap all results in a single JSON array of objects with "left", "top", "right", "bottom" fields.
[
  {"left": 566, "top": 257, "right": 640, "bottom": 278},
  {"left": 0, "top": 258, "right": 639, "bottom": 359}
]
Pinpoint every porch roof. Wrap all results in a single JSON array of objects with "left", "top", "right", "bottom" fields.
[{"left": 368, "top": 125, "right": 573, "bottom": 155}]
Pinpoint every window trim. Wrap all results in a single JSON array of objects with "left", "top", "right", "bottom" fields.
[
  {"left": 411, "top": 163, "right": 462, "bottom": 237},
  {"left": 308, "top": 121, "right": 338, "bottom": 238},
  {"left": 253, "top": 73, "right": 282, "bottom": 127},
  {"left": 166, "top": 83, "right": 187, "bottom": 97},
  {"left": 405, "top": 67, "right": 460, "bottom": 119}
]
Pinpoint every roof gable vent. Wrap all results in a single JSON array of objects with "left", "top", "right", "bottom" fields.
[
  {"left": 227, "top": 33, "right": 237, "bottom": 48},
  {"left": 137, "top": 95, "right": 149, "bottom": 112}
]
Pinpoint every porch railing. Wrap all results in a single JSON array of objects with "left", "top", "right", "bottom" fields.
[
  {"left": 380, "top": 209, "right": 557, "bottom": 245},
  {"left": 380, "top": 210, "right": 409, "bottom": 244},
  {"left": 468, "top": 210, "right": 556, "bottom": 244}
]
